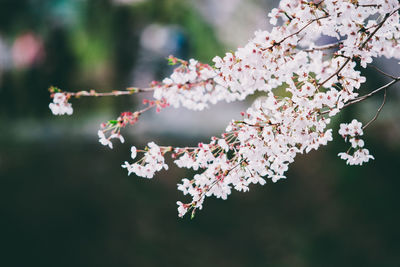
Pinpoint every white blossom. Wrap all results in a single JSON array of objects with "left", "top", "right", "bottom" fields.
[
  {"left": 49, "top": 93, "right": 73, "bottom": 115},
  {"left": 98, "top": 130, "right": 113, "bottom": 149},
  {"left": 338, "top": 120, "right": 374, "bottom": 165},
  {"left": 122, "top": 142, "right": 168, "bottom": 179}
]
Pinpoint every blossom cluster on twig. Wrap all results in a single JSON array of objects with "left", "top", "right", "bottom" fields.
[{"left": 49, "top": 0, "right": 400, "bottom": 218}]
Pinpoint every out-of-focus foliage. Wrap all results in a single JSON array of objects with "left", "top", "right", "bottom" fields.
[{"left": 0, "top": 0, "right": 224, "bottom": 118}]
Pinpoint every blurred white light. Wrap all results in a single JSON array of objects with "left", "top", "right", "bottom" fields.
[
  {"left": 140, "top": 24, "right": 181, "bottom": 55},
  {"left": 140, "top": 24, "right": 170, "bottom": 53}
]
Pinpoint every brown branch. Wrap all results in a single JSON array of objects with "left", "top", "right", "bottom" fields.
[
  {"left": 319, "top": 77, "right": 399, "bottom": 115},
  {"left": 59, "top": 87, "right": 155, "bottom": 98},
  {"left": 317, "top": 58, "right": 351, "bottom": 90},
  {"left": 54, "top": 76, "right": 220, "bottom": 99},
  {"left": 261, "top": 15, "right": 330, "bottom": 51},
  {"left": 357, "top": 4, "right": 382, "bottom": 8},
  {"left": 304, "top": 42, "right": 342, "bottom": 52},
  {"left": 343, "top": 77, "right": 400, "bottom": 108}
]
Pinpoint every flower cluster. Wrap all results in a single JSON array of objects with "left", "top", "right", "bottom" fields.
[
  {"left": 97, "top": 99, "right": 169, "bottom": 149},
  {"left": 49, "top": 0, "right": 400, "bottom": 218},
  {"left": 49, "top": 93, "right": 73, "bottom": 115},
  {"left": 97, "top": 130, "right": 124, "bottom": 149},
  {"left": 149, "top": 0, "right": 400, "bottom": 115},
  {"left": 97, "top": 111, "right": 136, "bottom": 149},
  {"left": 338, "top": 119, "right": 374, "bottom": 165},
  {"left": 122, "top": 143, "right": 169, "bottom": 179},
  {"left": 153, "top": 58, "right": 219, "bottom": 110},
  {"left": 167, "top": 92, "right": 333, "bottom": 217},
  {"left": 147, "top": 0, "right": 400, "bottom": 217}
]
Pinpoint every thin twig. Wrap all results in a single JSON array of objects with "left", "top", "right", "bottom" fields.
[
  {"left": 368, "top": 65, "right": 399, "bottom": 80},
  {"left": 343, "top": 77, "right": 400, "bottom": 108},
  {"left": 65, "top": 87, "right": 155, "bottom": 97},
  {"left": 319, "top": 77, "right": 400, "bottom": 115},
  {"left": 362, "top": 89, "right": 387, "bottom": 130},
  {"left": 317, "top": 58, "right": 351, "bottom": 90},
  {"left": 57, "top": 76, "right": 219, "bottom": 98},
  {"left": 261, "top": 15, "right": 330, "bottom": 51},
  {"left": 357, "top": 4, "right": 382, "bottom": 8},
  {"left": 304, "top": 42, "right": 342, "bottom": 52}
]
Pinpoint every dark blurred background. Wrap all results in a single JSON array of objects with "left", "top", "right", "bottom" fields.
[{"left": 1, "top": 0, "right": 400, "bottom": 266}]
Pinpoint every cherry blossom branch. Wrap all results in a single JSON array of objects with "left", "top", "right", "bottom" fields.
[
  {"left": 261, "top": 15, "right": 330, "bottom": 51},
  {"left": 48, "top": 0, "right": 400, "bottom": 218},
  {"left": 49, "top": 86, "right": 154, "bottom": 98},
  {"left": 276, "top": 15, "right": 330, "bottom": 44},
  {"left": 356, "top": 4, "right": 382, "bottom": 8},
  {"left": 303, "top": 42, "right": 342, "bottom": 52},
  {"left": 317, "top": 58, "right": 351, "bottom": 89},
  {"left": 97, "top": 98, "right": 170, "bottom": 148},
  {"left": 318, "top": 8, "right": 398, "bottom": 90},
  {"left": 187, "top": 160, "right": 244, "bottom": 219},
  {"left": 116, "top": 2, "right": 400, "bottom": 217},
  {"left": 360, "top": 13, "right": 391, "bottom": 49}
]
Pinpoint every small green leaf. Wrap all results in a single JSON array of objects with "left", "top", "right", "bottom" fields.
[
  {"left": 128, "top": 87, "right": 139, "bottom": 93},
  {"left": 49, "top": 86, "right": 61, "bottom": 93},
  {"left": 108, "top": 120, "right": 119, "bottom": 125},
  {"left": 167, "top": 56, "right": 177, "bottom": 65}
]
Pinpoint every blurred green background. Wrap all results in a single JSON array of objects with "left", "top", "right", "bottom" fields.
[{"left": 1, "top": 0, "right": 400, "bottom": 266}]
